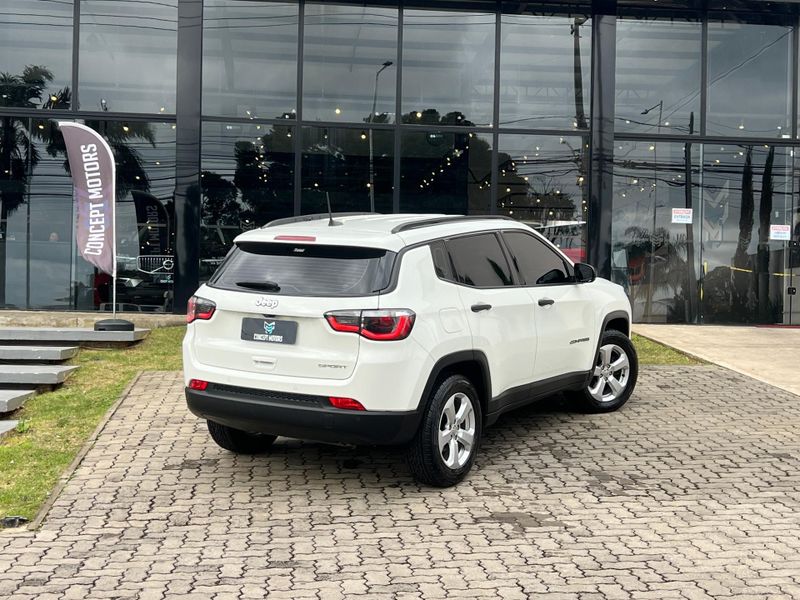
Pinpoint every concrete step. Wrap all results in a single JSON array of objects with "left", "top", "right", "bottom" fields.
[
  {"left": 0, "top": 420, "right": 18, "bottom": 438},
  {"left": 0, "top": 346, "right": 79, "bottom": 362},
  {"left": 0, "top": 389, "right": 36, "bottom": 413},
  {"left": 0, "top": 328, "right": 149, "bottom": 346},
  {"left": 0, "top": 365, "right": 79, "bottom": 385}
]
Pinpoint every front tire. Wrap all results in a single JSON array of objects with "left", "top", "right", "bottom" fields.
[
  {"left": 207, "top": 420, "right": 277, "bottom": 454},
  {"left": 407, "top": 375, "right": 482, "bottom": 487},
  {"left": 571, "top": 329, "right": 638, "bottom": 413}
]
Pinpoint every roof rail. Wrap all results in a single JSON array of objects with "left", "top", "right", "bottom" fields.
[
  {"left": 390, "top": 215, "right": 514, "bottom": 234},
  {"left": 262, "top": 212, "right": 377, "bottom": 228}
]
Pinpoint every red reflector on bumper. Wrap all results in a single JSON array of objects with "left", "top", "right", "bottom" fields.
[
  {"left": 188, "top": 379, "right": 209, "bottom": 391},
  {"left": 328, "top": 397, "right": 365, "bottom": 411}
]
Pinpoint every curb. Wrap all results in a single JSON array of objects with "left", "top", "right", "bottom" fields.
[{"left": 25, "top": 371, "right": 146, "bottom": 531}]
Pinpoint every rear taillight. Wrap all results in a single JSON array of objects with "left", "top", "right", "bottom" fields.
[
  {"left": 325, "top": 309, "right": 415, "bottom": 341},
  {"left": 186, "top": 296, "right": 216, "bottom": 324}
]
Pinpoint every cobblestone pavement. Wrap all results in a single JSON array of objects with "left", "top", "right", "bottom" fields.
[{"left": 2, "top": 366, "right": 800, "bottom": 599}]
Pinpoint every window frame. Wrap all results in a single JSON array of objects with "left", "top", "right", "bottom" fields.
[
  {"left": 499, "top": 230, "right": 576, "bottom": 288},
  {"left": 440, "top": 231, "right": 520, "bottom": 289}
]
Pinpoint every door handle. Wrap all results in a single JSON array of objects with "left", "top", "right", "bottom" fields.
[
  {"left": 471, "top": 303, "right": 492, "bottom": 313},
  {"left": 538, "top": 298, "right": 555, "bottom": 307}
]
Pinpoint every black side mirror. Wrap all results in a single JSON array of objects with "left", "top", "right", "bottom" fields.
[{"left": 574, "top": 262, "right": 596, "bottom": 283}]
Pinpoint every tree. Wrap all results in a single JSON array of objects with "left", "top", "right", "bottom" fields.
[
  {"left": 756, "top": 146, "right": 775, "bottom": 322},
  {"left": 732, "top": 146, "right": 754, "bottom": 315},
  {"left": 0, "top": 66, "right": 53, "bottom": 307}
]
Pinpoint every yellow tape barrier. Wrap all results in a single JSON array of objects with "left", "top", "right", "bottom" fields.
[{"left": 705, "top": 263, "right": 794, "bottom": 278}]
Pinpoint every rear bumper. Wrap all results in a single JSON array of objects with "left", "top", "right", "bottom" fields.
[{"left": 186, "top": 384, "right": 421, "bottom": 446}]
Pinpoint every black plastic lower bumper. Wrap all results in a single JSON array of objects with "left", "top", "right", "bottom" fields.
[{"left": 185, "top": 384, "right": 421, "bottom": 446}]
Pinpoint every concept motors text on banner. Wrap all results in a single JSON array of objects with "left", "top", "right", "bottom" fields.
[{"left": 58, "top": 122, "right": 117, "bottom": 277}]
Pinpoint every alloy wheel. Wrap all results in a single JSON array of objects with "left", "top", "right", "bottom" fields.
[
  {"left": 437, "top": 392, "right": 476, "bottom": 469},
  {"left": 588, "top": 344, "right": 631, "bottom": 403}
]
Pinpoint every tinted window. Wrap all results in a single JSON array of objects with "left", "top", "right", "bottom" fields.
[
  {"left": 0, "top": 0, "right": 73, "bottom": 110},
  {"left": 500, "top": 13, "right": 591, "bottom": 130},
  {"left": 203, "top": 1, "right": 298, "bottom": 118},
  {"left": 615, "top": 18, "right": 701, "bottom": 135},
  {"left": 429, "top": 241, "right": 454, "bottom": 281},
  {"left": 707, "top": 21, "right": 791, "bottom": 137},
  {"left": 213, "top": 243, "right": 395, "bottom": 296},
  {"left": 400, "top": 130, "right": 493, "bottom": 215},
  {"left": 402, "top": 10, "right": 495, "bottom": 127},
  {"left": 503, "top": 232, "right": 570, "bottom": 285},
  {"left": 303, "top": 4, "right": 398, "bottom": 123},
  {"left": 447, "top": 234, "right": 514, "bottom": 287},
  {"left": 300, "top": 126, "right": 394, "bottom": 215},
  {"left": 79, "top": 0, "right": 178, "bottom": 113}
]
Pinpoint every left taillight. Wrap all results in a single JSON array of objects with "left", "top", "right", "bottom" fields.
[
  {"left": 325, "top": 309, "right": 415, "bottom": 341},
  {"left": 186, "top": 296, "right": 216, "bottom": 324}
]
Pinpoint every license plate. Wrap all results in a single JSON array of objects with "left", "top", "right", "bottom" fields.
[{"left": 241, "top": 318, "right": 298, "bottom": 345}]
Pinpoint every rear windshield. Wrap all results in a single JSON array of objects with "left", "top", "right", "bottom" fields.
[{"left": 211, "top": 242, "right": 396, "bottom": 296}]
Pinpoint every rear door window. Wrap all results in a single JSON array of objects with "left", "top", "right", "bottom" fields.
[
  {"left": 211, "top": 242, "right": 396, "bottom": 296},
  {"left": 446, "top": 233, "right": 515, "bottom": 287}
]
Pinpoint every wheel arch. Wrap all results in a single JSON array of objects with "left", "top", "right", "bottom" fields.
[
  {"left": 603, "top": 311, "right": 631, "bottom": 337},
  {"left": 584, "top": 310, "right": 631, "bottom": 387},
  {"left": 417, "top": 351, "right": 492, "bottom": 421}
]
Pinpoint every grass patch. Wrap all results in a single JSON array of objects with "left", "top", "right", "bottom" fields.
[
  {"left": 633, "top": 333, "right": 702, "bottom": 365},
  {"left": 0, "top": 326, "right": 185, "bottom": 523}
]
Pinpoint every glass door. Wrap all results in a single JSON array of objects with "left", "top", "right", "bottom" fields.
[
  {"left": 699, "top": 144, "right": 794, "bottom": 324},
  {"left": 612, "top": 140, "right": 701, "bottom": 323}
]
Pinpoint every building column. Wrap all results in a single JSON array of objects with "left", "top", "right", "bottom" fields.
[
  {"left": 588, "top": 4, "right": 616, "bottom": 278},
  {"left": 173, "top": 0, "right": 203, "bottom": 314}
]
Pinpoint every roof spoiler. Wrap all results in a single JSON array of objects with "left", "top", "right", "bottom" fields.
[{"left": 262, "top": 212, "right": 378, "bottom": 228}]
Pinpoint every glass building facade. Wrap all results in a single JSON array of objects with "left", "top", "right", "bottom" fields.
[{"left": 1, "top": 0, "right": 800, "bottom": 324}]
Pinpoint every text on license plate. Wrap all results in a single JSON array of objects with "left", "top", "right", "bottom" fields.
[{"left": 241, "top": 318, "right": 298, "bottom": 344}]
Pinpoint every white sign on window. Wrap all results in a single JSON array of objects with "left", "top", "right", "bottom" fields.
[
  {"left": 769, "top": 224, "right": 791, "bottom": 241},
  {"left": 671, "top": 208, "right": 693, "bottom": 224}
]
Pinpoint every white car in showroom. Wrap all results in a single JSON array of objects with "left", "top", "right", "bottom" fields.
[{"left": 183, "top": 213, "right": 638, "bottom": 487}]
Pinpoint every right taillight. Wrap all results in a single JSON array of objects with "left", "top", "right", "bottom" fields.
[
  {"left": 186, "top": 296, "right": 216, "bottom": 324},
  {"left": 325, "top": 309, "right": 415, "bottom": 341}
]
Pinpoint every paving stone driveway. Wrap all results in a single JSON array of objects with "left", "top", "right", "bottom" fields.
[{"left": 2, "top": 366, "right": 800, "bottom": 600}]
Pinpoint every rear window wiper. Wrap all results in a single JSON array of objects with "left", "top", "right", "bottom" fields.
[{"left": 236, "top": 280, "right": 281, "bottom": 292}]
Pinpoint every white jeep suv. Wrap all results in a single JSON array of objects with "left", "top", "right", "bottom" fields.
[{"left": 183, "top": 213, "right": 638, "bottom": 487}]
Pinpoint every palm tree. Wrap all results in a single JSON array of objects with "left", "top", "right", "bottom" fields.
[
  {"left": 756, "top": 146, "right": 775, "bottom": 322},
  {"left": 0, "top": 66, "right": 53, "bottom": 306}
]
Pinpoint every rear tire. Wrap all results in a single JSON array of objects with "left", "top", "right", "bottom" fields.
[
  {"left": 407, "top": 375, "right": 482, "bottom": 487},
  {"left": 569, "top": 329, "right": 638, "bottom": 413},
  {"left": 207, "top": 420, "right": 277, "bottom": 454}
]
